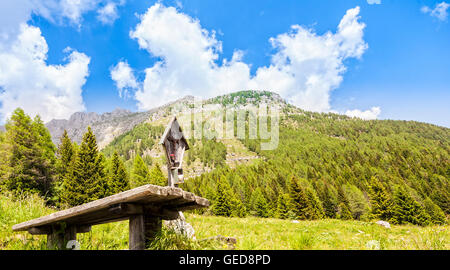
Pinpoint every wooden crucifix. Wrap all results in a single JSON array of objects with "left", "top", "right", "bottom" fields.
[{"left": 159, "top": 116, "right": 189, "bottom": 187}]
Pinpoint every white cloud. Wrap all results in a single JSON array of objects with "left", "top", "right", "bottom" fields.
[
  {"left": 59, "top": 0, "right": 100, "bottom": 25},
  {"left": 110, "top": 61, "right": 139, "bottom": 98},
  {"left": 120, "top": 3, "right": 371, "bottom": 116},
  {"left": 367, "top": 0, "right": 381, "bottom": 5},
  {"left": 97, "top": 1, "right": 126, "bottom": 25},
  {"left": 97, "top": 2, "right": 118, "bottom": 25},
  {"left": 345, "top": 107, "right": 381, "bottom": 120},
  {"left": 0, "top": 24, "right": 90, "bottom": 122},
  {"left": 422, "top": 2, "right": 450, "bottom": 21},
  {"left": 0, "top": 0, "right": 131, "bottom": 122},
  {"left": 0, "top": 0, "right": 125, "bottom": 32}
]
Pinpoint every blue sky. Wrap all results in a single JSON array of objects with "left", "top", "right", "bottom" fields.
[{"left": 0, "top": 0, "right": 449, "bottom": 127}]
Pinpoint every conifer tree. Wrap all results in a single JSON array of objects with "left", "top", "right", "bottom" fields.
[
  {"left": 392, "top": 186, "right": 430, "bottom": 226},
  {"left": 3, "top": 108, "right": 55, "bottom": 196},
  {"left": 251, "top": 188, "right": 269, "bottom": 218},
  {"left": 337, "top": 185, "right": 353, "bottom": 220},
  {"left": 276, "top": 193, "right": 292, "bottom": 219},
  {"left": 93, "top": 152, "right": 109, "bottom": 198},
  {"left": 54, "top": 130, "right": 75, "bottom": 204},
  {"left": 32, "top": 115, "right": 57, "bottom": 164},
  {"left": 288, "top": 176, "right": 310, "bottom": 220},
  {"left": 339, "top": 202, "right": 353, "bottom": 220},
  {"left": 212, "top": 177, "right": 233, "bottom": 217},
  {"left": 0, "top": 132, "right": 8, "bottom": 185},
  {"left": 56, "top": 130, "right": 75, "bottom": 179},
  {"left": 109, "top": 151, "right": 130, "bottom": 194},
  {"left": 149, "top": 162, "right": 166, "bottom": 186},
  {"left": 367, "top": 177, "right": 394, "bottom": 221},
  {"left": 305, "top": 188, "right": 325, "bottom": 219},
  {"left": 423, "top": 197, "right": 446, "bottom": 225},
  {"left": 130, "top": 154, "right": 151, "bottom": 188},
  {"left": 62, "top": 126, "right": 107, "bottom": 206},
  {"left": 231, "top": 195, "right": 247, "bottom": 218},
  {"left": 322, "top": 185, "right": 338, "bottom": 218}
]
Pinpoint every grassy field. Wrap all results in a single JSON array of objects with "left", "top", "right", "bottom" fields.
[{"left": 1, "top": 192, "right": 448, "bottom": 250}]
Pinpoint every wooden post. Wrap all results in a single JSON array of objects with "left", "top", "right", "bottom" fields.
[
  {"left": 128, "top": 214, "right": 162, "bottom": 250},
  {"left": 129, "top": 214, "right": 145, "bottom": 250},
  {"left": 168, "top": 166, "right": 174, "bottom": 187},
  {"left": 47, "top": 224, "right": 77, "bottom": 250}
]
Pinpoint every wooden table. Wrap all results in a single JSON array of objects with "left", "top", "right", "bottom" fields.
[{"left": 12, "top": 184, "right": 209, "bottom": 250}]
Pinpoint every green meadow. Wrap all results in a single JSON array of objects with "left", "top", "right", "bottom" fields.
[{"left": 1, "top": 193, "right": 447, "bottom": 250}]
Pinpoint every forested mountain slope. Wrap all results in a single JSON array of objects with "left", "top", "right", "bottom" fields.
[
  {"left": 181, "top": 104, "right": 449, "bottom": 224},
  {"left": 87, "top": 90, "right": 450, "bottom": 225}
]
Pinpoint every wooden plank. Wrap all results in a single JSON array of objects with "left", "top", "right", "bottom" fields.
[
  {"left": 13, "top": 185, "right": 209, "bottom": 232},
  {"left": 12, "top": 185, "right": 167, "bottom": 231},
  {"left": 129, "top": 215, "right": 145, "bottom": 250},
  {"left": 161, "top": 189, "right": 197, "bottom": 207},
  {"left": 27, "top": 225, "right": 92, "bottom": 235},
  {"left": 108, "top": 203, "right": 143, "bottom": 215},
  {"left": 195, "top": 196, "right": 210, "bottom": 207},
  {"left": 28, "top": 226, "right": 51, "bottom": 235}
]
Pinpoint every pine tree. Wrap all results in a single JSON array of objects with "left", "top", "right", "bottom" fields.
[
  {"left": 56, "top": 130, "right": 75, "bottom": 178},
  {"left": 109, "top": 151, "right": 130, "bottom": 194},
  {"left": 62, "top": 126, "right": 107, "bottom": 206},
  {"left": 423, "top": 197, "right": 447, "bottom": 225},
  {"left": 394, "top": 189, "right": 427, "bottom": 225},
  {"left": 337, "top": 185, "right": 353, "bottom": 220},
  {"left": 231, "top": 195, "right": 247, "bottom": 218},
  {"left": 251, "top": 188, "right": 269, "bottom": 218},
  {"left": 367, "top": 177, "right": 394, "bottom": 222},
  {"left": 276, "top": 193, "right": 292, "bottom": 219},
  {"left": 305, "top": 188, "right": 325, "bottom": 219},
  {"left": 130, "top": 155, "right": 151, "bottom": 188},
  {"left": 392, "top": 186, "right": 430, "bottom": 226},
  {"left": 212, "top": 177, "right": 233, "bottom": 217},
  {"left": 149, "top": 162, "right": 166, "bottom": 186},
  {"left": 0, "top": 132, "right": 8, "bottom": 185},
  {"left": 322, "top": 185, "right": 338, "bottom": 218},
  {"left": 32, "top": 115, "right": 56, "bottom": 164},
  {"left": 3, "top": 108, "right": 55, "bottom": 196},
  {"left": 339, "top": 202, "right": 353, "bottom": 220},
  {"left": 96, "top": 153, "right": 109, "bottom": 198},
  {"left": 288, "top": 176, "right": 310, "bottom": 220},
  {"left": 54, "top": 130, "right": 75, "bottom": 205}
]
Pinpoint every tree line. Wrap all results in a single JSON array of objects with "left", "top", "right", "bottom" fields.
[{"left": 0, "top": 108, "right": 166, "bottom": 208}]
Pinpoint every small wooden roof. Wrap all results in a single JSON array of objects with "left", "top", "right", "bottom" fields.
[
  {"left": 159, "top": 116, "right": 189, "bottom": 150},
  {"left": 12, "top": 184, "right": 209, "bottom": 232}
]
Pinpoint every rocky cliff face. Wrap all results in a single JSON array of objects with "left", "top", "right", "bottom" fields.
[{"left": 46, "top": 108, "right": 153, "bottom": 149}]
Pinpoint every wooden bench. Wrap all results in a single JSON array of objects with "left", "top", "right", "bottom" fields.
[{"left": 12, "top": 184, "right": 209, "bottom": 250}]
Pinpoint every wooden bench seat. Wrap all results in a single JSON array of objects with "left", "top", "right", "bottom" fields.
[{"left": 12, "top": 184, "right": 209, "bottom": 250}]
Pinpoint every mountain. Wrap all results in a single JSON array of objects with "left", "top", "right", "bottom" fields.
[
  {"left": 44, "top": 91, "right": 286, "bottom": 149},
  {"left": 92, "top": 90, "right": 449, "bottom": 222},
  {"left": 45, "top": 96, "right": 196, "bottom": 149}
]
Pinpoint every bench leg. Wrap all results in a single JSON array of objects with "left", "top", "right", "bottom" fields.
[
  {"left": 129, "top": 215, "right": 162, "bottom": 250},
  {"left": 47, "top": 225, "right": 77, "bottom": 250},
  {"left": 129, "top": 215, "right": 145, "bottom": 250}
]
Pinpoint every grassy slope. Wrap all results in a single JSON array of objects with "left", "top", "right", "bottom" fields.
[{"left": 1, "top": 193, "right": 448, "bottom": 250}]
